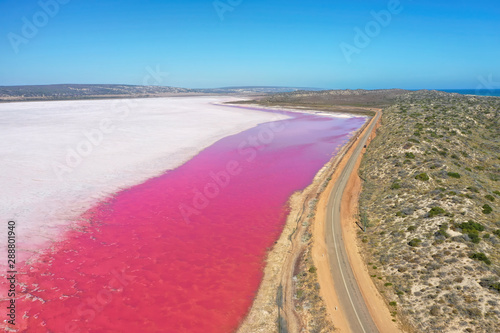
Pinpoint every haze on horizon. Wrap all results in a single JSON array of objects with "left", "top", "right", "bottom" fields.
[{"left": 0, "top": 0, "right": 499, "bottom": 90}]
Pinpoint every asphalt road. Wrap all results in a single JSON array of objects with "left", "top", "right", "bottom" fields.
[{"left": 325, "top": 112, "right": 381, "bottom": 333}]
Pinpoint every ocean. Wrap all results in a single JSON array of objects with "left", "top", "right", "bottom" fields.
[{"left": 438, "top": 89, "right": 500, "bottom": 97}]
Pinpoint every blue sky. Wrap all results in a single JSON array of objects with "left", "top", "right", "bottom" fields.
[{"left": 0, "top": 0, "right": 499, "bottom": 89}]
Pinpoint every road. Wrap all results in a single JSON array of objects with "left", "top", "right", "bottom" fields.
[{"left": 324, "top": 112, "right": 381, "bottom": 333}]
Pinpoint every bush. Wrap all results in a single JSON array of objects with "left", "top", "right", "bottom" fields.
[
  {"left": 384, "top": 283, "right": 393, "bottom": 287},
  {"left": 482, "top": 204, "right": 493, "bottom": 214},
  {"left": 493, "top": 190, "right": 500, "bottom": 196},
  {"left": 467, "top": 186, "right": 479, "bottom": 193},
  {"left": 415, "top": 173, "right": 430, "bottom": 181},
  {"left": 405, "top": 152, "right": 415, "bottom": 159},
  {"left": 390, "top": 182, "right": 401, "bottom": 190},
  {"left": 447, "top": 172, "right": 461, "bottom": 179},
  {"left": 479, "top": 278, "right": 500, "bottom": 293},
  {"left": 493, "top": 230, "right": 500, "bottom": 237},
  {"left": 485, "top": 194, "right": 495, "bottom": 202},
  {"left": 458, "top": 221, "right": 485, "bottom": 232},
  {"left": 470, "top": 252, "right": 491, "bottom": 265},
  {"left": 309, "top": 266, "right": 317, "bottom": 274},
  {"left": 407, "top": 226, "right": 416, "bottom": 232},
  {"left": 429, "top": 207, "right": 446, "bottom": 218},
  {"left": 468, "top": 233, "right": 480, "bottom": 244},
  {"left": 408, "top": 238, "right": 422, "bottom": 247},
  {"left": 436, "top": 227, "right": 450, "bottom": 239},
  {"left": 389, "top": 301, "right": 397, "bottom": 307}
]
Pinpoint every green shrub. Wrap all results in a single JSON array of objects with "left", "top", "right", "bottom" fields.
[
  {"left": 384, "top": 283, "right": 393, "bottom": 287},
  {"left": 458, "top": 221, "right": 485, "bottom": 232},
  {"left": 391, "top": 182, "right": 401, "bottom": 190},
  {"left": 309, "top": 266, "right": 317, "bottom": 274},
  {"left": 482, "top": 204, "right": 493, "bottom": 214},
  {"left": 389, "top": 301, "right": 397, "bottom": 307},
  {"left": 485, "top": 194, "right": 495, "bottom": 202},
  {"left": 447, "top": 172, "right": 461, "bottom": 179},
  {"left": 408, "top": 138, "right": 420, "bottom": 144},
  {"left": 407, "top": 226, "right": 416, "bottom": 232},
  {"left": 436, "top": 228, "right": 450, "bottom": 239},
  {"left": 493, "top": 190, "right": 500, "bottom": 196},
  {"left": 479, "top": 278, "right": 500, "bottom": 293},
  {"left": 408, "top": 238, "right": 422, "bottom": 247},
  {"left": 469, "top": 233, "right": 480, "bottom": 244},
  {"left": 405, "top": 152, "right": 415, "bottom": 159},
  {"left": 470, "top": 252, "right": 491, "bottom": 265},
  {"left": 429, "top": 207, "right": 446, "bottom": 217},
  {"left": 493, "top": 230, "right": 500, "bottom": 237},
  {"left": 415, "top": 173, "right": 430, "bottom": 181}
]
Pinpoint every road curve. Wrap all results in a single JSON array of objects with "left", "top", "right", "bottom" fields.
[{"left": 324, "top": 112, "right": 381, "bottom": 333}]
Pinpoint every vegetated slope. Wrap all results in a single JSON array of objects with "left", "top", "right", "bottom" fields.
[
  {"left": 257, "top": 89, "right": 410, "bottom": 108},
  {"left": 0, "top": 84, "right": 193, "bottom": 101},
  {"left": 0, "top": 84, "right": 321, "bottom": 102},
  {"left": 358, "top": 90, "right": 500, "bottom": 332}
]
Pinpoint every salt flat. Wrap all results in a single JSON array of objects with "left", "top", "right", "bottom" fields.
[{"left": 0, "top": 96, "right": 287, "bottom": 267}]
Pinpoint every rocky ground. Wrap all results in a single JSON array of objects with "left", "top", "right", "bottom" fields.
[{"left": 358, "top": 91, "right": 500, "bottom": 332}]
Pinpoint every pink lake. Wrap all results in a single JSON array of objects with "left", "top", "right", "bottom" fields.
[{"left": 3, "top": 108, "right": 365, "bottom": 332}]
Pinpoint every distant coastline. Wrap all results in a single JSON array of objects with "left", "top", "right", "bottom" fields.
[{"left": 437, "top": 89, "right": 500, "bottom": 97}]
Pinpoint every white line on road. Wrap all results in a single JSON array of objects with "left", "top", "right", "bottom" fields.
[{"left": 331, "top": 197, "right": 367, "bottom": 333}]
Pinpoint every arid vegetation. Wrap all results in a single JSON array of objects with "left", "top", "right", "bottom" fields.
[{"left": 358, "top": 91, "right": 500, "bottom": 332}]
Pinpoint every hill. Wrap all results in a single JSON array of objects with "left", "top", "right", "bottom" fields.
[
  {"left": 358, "top": 90, "right": 500, "bottom": 332},
  {"left": 0, "top": 84, "right": 322, "bottom": 102},
  {"left": 242, "top": 89, "right": 410, "bottom": 116}
]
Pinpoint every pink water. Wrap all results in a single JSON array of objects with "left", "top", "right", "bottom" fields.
[{"left": 3, "top": 109, "right": 365, "bottom": 332}]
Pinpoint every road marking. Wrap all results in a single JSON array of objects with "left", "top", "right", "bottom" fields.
[
  {"left": 329, "top": 114, "right": 379, "bottom": 333},
  {"left": 331, "top": 186, "right": 367, "bottom": 333}
]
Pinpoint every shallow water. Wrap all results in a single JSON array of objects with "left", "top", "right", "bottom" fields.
[{"left": 4, "top": 108, "right": 366, "bottom": 332}]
